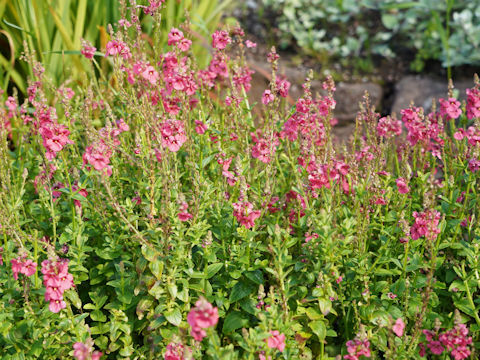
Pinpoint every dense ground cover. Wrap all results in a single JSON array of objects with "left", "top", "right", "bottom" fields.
[{"left": 1, "top": 1, "right": 480, "bottom": 359}]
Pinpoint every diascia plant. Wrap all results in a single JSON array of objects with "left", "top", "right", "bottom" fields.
[{"left": 1, "top": 1, "right": 480, "bottom": 359}]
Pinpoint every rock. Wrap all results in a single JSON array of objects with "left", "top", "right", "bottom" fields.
[
  {"left": 333, "top": 82, "right": 383, "bottom": 125},
  {"left": 391, "top": 75, "right": 473, "bottom": 116}
]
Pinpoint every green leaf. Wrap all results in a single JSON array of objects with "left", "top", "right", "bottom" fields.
[
  {"left": 149, "top": 261, "right": 164, "bottom": 280},
  {"left": 222, "top": 311, "right": 249, "bottom": 334},
  {"left": 318, "top": 298, "right": 332, "bottom": 316},
  {"left": 229, "top": 281, "right": 256, "bottom": 303},
  {"left": 206, "top": 263, "right": 223, "bottom": 279},
  {"left": 164, "top": 308, "right": 182, "bottom": 326},
  {"left": 64, "top": 290, "right": 82, "bottom": 309},
  {"left": 305, "top": 307, "right": 322, "bottom": 320},
  {"left": 91, "top": 310, "right": 107, "bottom": 322},
  {"left": 309, "top": 320, "right": 327, "bottom": 341},
  {"left": 244, "top": 270, "right": 264, "bottom": 285}
]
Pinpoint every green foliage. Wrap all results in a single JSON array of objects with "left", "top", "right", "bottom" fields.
[
  {"left": 1, "top": 1, "right": 480, "bottom": 359},
  {"left": 0, "top": 0, "right": 231, "bottom": 93},
  {"left": 263, "top": 0, "right": 480, "bottom": 71}
]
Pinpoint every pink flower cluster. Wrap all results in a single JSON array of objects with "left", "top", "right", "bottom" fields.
[
  {"left": 167, "top": 28, "right": 192, "bottom": 52},
  {"left": 164, "top": 342, "right": 190, "bottom": 360},
  {"left": 178, "top": 202, "right": 193, "bottom": 222},
  {"left": 421, "top": 324, "right": 472, "bottom": 360},
  {"left": 262, "top": 89, "right": 274, "bottom": 105},
  {"left": 377, "top": 116, "right": 402, "bottom": 138},
  {"left": 281, "top": 95, "right": 333, "bottom": 147},
  {"left": 396, "top": 178, "right": 410, "bottom": 194},
  {"left": 344, "top": 337, "right": 371, "bottom": 360},
  {"left": 266, "top": 330, "right": 286, "bottom": 352},
  {"left": 439, "top": 98, "right": 461, "bottom": 120},
  {"left": 41, "top": 258, "right": 74, "bottom": 313},
  {"left": 466, "top": 87, "right": 480, "bottom": 119},
  {"left": 392, "top": 318, "right": 405, "bottom": 337},
  {"left": 142, "top": 0, "right": 165, "bottom": 15},
  {"left": 158, "top": 119, "right": 187, "bottom": 152},
  {"left": 81, "top": 39, "right": 96, "bottom": 59},
  {"left": 251, "top": 131, "right": 279, "bottom": 164},
  {"left": 39, "top": 121, "right": 74, "bottom": 160},
  {"left": 212, "top": 30, "right": 231, "bottom": 50},
  {"left": 11, "top": 256, "right": 37, "bottom": 280},
  {"left": 217, "top": 156, "right": 237, "bottom": 186},
  {"left": 73, "top": 339, "right": 102, "bottom": 360},
  {"left": 105, "top": 39, "right": 131, "bottom": 59},
  {"left": 233, "top": 201, "right": 261, "bottom": 229},
  {"left": 83, "top": 120, "right": 129, "bottom": 176},
  {"left": 305, "top": 158, "right": 351, "bottom": 194},
  {"left": 401, "top": 107, "right": 443, "bottom": 149},
  {"left": 187, "top": 297, "right": 219, "bottom": 341},
  {"left": 410, "top": 209, "right": 441, "bottom": 241}
]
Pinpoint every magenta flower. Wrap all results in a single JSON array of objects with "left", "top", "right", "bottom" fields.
[
  {"left": 396, "top": 178, "right": 410, "bottom": 194},
  {"left": 187, "top": 297, "right": 219, "bottom": 341},
  {"left": 11, "top": 258, "right": 23, "bottom": 280},
  {"left": 245, "top": 40, "right": 257, "bottom": 48},
  {"left": 233, "top": 201, "right": 261, "bottom": 229},
  {"left": 344, "top": 337, "right": 371, "bottom": 359},
  {"left": 194, "top": 120, "right": 208, "bottom": 135},
  {"left": 81, "top": 39, "right": 96, "bottom": 59},
  {"left": 73, "top": 339, "right": 102, "bottom": 360},
  {"left": 164, "top": 342, "right": 189, "bottom": 360},
  {"left": 168, "top": 28, "right": 184, "bottom": 46},
  {"left": 392, "top": 318, "right": 405, "bottom": 337},
  {"left": 159, "top": 119, "right": 187, "bottom": 152},
  {"left": 211, "top": 30, "right": 231, "bottom": 50},
  {"left": 266, "top": 330, "right": 286, "bottom": 352},
  {"left": 466, "top": 87, "right": 480, "bottom": 119},
  {"left": 262, "top": 89, "right": 274, "bottom": 105},
  {"left": 439, "top": 98, "right": 462, "bottom": 119}
]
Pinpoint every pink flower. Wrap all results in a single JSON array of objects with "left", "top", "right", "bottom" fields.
[
  {"left": 393, "top": 318, "right": 405, "bottom": 337},
  {"left": 377, "top": 116, "right": 402, "bottom": 138},
  {"left": 142, "top": 65, "right": 159, "bottom": 85},
  {"left": 212, "top": 30, "right": 231, "bottom": 50},
  {"left": 20, "top": 259, "right": 37, "bottom": 277},
  {"left": 396, "top": 178, "right": 410, "bottom": 194},
  {"left": 344, "top": 338, "right": 371, "bottom": 359},
  {"left": 164, "top": 342, "right": 189, "bottom": 360},
  {"left": 194, "top": 120, "right": 208, "bottom": 135},
  {"left": 11, "top": 258, "right": 23, "bottom": 280},
  {"left": 245, "top": 40, "right": 257, "bottom": 48},
  {"left": 178, "top": 38, "right": 192, "bottom": 52},
  {"left": 454, "top": 130, "right": 465, "bottom": 140},
  {"left": 42, "top": 258, "right": 74, "bottom": 313},
  {"left": 159, "top": 119, "right": 187, "bottom": 152},
  {"left": 49, "top": 299, "right": 66, "bottom": 313},
  {"left": 81, "top": 39, "right": 96, "bottom": 59},
  {"left": 73, "top": 342, "right": 90, "bottom": 360},
  {"left": 276, "top": 78, "right": 290, "bottom": 98},
  {"left": 187, "top": 297, "right": 219, "bottom": 341},
  {"left": 439, "top": 97, "right": 462, "bottom": 119},
  {"left": 410, "top": 209, "right": 441, "bottom": 241},
  {"left": 178, "top": 202, "right": 193, "bottom": 222},
  {"left": 251, "top": 131, "right": 279, "bottom": 164},
  {"left": 168, "top": 28, "right": 184, "bottom": 45},
  {"left": 233, "top": 201, "right": 261, "bottom": 229},
  {"left": 105, "top": 40, "right": 131, "bottom": 59},
  {"left": 262, "top": 89, "right": 274, "bottom": 105},
  {"left": 428, "top": 340, "right": 445, "bottom": 355},
  {"left": 73, "top": 339, "right": 102, "bottom": 360},
  {"left": 266, "top": 330, "right": 286, "bottom": 352},
  {"left": 466, "top": 87, "right": 480, "bottom": 120}
]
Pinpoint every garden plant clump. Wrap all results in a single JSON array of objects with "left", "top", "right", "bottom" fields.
[{"left": 1, "top": 1, "right": 480, "bottom": 359}]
